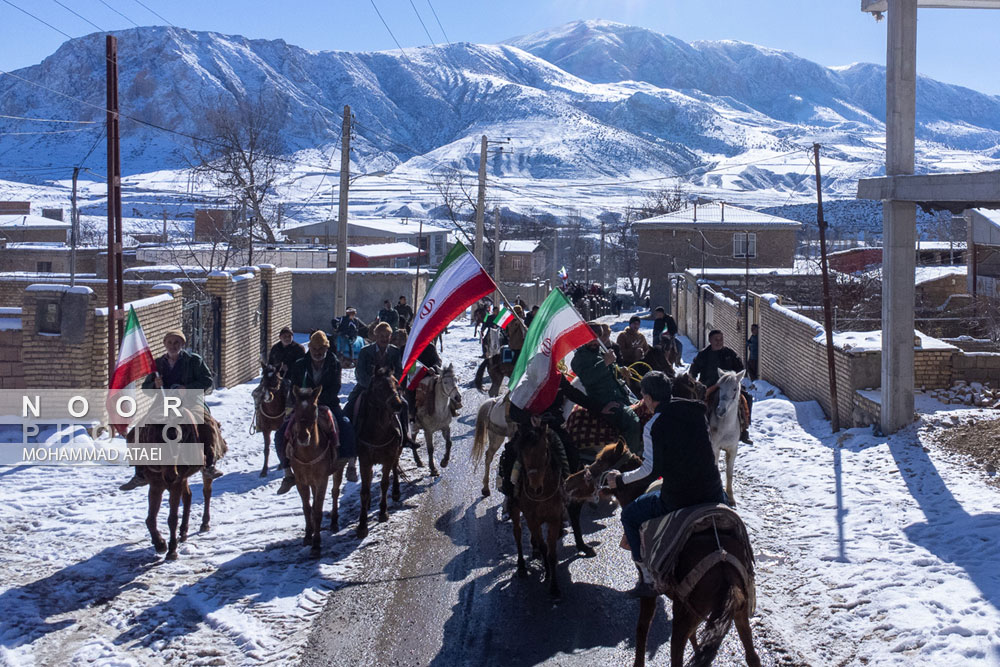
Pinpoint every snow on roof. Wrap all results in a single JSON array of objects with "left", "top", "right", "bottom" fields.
[
  {"left": 499, "top": 240, "right": 542, "bottom": 253},
  {"left": 284, "top": 217, "right": 449, "bottom": 236},
  {"left": 0, "top": 214, "right": 70, "bottom": 230},
  {"left": 915, "top": 265, "right": 966, "bottom": 285},
  {"left": 348, "top": 242, "right": 423, "bottom": 258},
  {"left": 635, "top": 202, "right": 801, "bottom": 230},
  {"left": 826, "top": 330, "right": 958, "bottom": 353}
]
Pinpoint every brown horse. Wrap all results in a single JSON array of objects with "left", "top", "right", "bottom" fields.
[
  {"left": 472, "top": 303, "right": 489, "bottom": 337},
  {"left": 565, "top": 443, "right": 760, "bottom": 667},
  {"left": 508, "top": 423, "right": 568, "bottom": 598},
  {"left": 474, "top": 355, "right": 513, "bottom": 398},
  {"left": 130, "top": 410, "right": 226, "bottom": 561},
  {"left": 287, "top": 386, "right": 341, "bottom": 555},
  {"left": 256, "top": 363, "right": 286, "bottom": 477},
  {"left": 626, "top": 347, "right": 676, "bottom": 397},
  {"left": 355, "top": 368, "right": 405, "bottom": 539},
  {"left": 672, "top": 372, "right": 706, "bottom": 401}
]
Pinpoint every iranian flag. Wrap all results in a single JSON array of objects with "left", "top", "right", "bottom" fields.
[
  {"left": 492, "top": 306, "right": 515, "bottom": 329},
  {"left": 402, "top": 241, "right": 495, "bottom": 376},
  {"left": 509, "top": 289, "right": 596, "bottom": 413},
  {"left": 405, "top": 360, "right": 431, "bottom": 390},
  {"left": 108, "top": 306, "right": 156, "bottom": 435}
]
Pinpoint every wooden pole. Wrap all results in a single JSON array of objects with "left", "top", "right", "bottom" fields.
[
  {"left": 474, "top": 135, "right": 487, "bottom": 262},
  {"left": 335, "top": 105, "right": 351, "bottom": 316},
  {"left": 70, "top": 166, "right": 79, "bottom": 287},
  {"left": 814, "top": 143, "right": 841, "bottom": 432},
  {"left": 106, "top": 35, "right": 124, "bottom": 381}
]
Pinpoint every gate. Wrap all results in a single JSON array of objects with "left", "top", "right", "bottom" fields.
[
  {"left": 182, "top": 295, "right": 222, "bottom": 388},
  {"left": 259, "top": 279, "right": 269, "bottom": 360}
]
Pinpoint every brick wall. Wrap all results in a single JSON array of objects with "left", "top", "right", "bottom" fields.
[
  {"left": 206, "top": 269, "right": 261, "bottom": 387},
  {"left": 0, "top": 310, "right": 23, "bottom": 388},
  {"left": 951, "top": 352, "right": 1000, "bottom": 387},
  {"left": 260, "top": 265, "right": 292, "bottom": 354},
  {"left": 0, "top": 275, "right": 165, "bottom": 308}
]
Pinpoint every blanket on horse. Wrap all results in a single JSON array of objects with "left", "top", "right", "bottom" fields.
[
  {"left": 639, "top": 503, "right": 755, "bottom": 613},
  {"left": 564, "top": 401, "right": 653, "bottom": 463}
]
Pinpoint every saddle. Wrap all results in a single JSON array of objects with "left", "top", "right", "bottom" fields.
[{"left": 639, "top": 503, "right": 755, "bottom": 613}]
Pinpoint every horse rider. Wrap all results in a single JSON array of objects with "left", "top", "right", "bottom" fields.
[
  {"left": 275, "top": 330, "right": 357, "bottom": 494},
  {"left": 603, "top": 371, "right": 728, "bottom": 597},
  {"left": 617, "top": 315, "right": 650, "bottom": 366},
  {"left": 689, "top": 329, "right": 753, "bottom": 444},
  {"left": 524, "top": 305, "right": 539, "bottom": 328},
  {"left": 598, "top": 323, "right": 624, "bottom": 367},
  {"left": 651, "top": 306, "right": 678, "bottom": 350},
  {"left": 253, "top": 326, "right": 305, "bottom": 411},
  {"left": 503, "top": 304, "right": 527, "bottom": 365},
  {"left": 119, "top": 330, "right": 223, "bottom": 491},
  {"left": 394, "top": 295, "right": 414, "bottom": 332},
  {"left": 376, "top": 299, "right": 400, "bottom": 331},
  {"left": 570, "top": 324, "right": 642, "bottom": 454}
]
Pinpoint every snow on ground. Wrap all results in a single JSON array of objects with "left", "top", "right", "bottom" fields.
[{"left": 2, "top": 312, "right": 1000, "bottom": 665}]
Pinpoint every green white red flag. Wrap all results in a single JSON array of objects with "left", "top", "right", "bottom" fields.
[
  {"left": 405, "top": 360, "right": 430, "bottom": 390},
  {"left": 492, "top": 306, "right": 515, "bottom": 329},
  {"left": 108, "top": 306, "right": 156, "bottom": 435},
  {"left": 509, "top": 289, "right": 596, "bottom": 413},
  {"left": 402, "top": 241, "right": 496, "bottom": 376}
]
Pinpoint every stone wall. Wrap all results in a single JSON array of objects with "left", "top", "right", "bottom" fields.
[
  {"left": 951, "top": 352, "right": 1000, "bottom": 387},
  {"left": 0, "top": 308, "right": 23, "bottom": 389},
  {"left": 289, "top": 268, "right": 427, "bottom": 333}
]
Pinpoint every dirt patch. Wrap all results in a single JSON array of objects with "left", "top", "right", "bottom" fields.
[{"left": 933, "top": 416, "right": 1000, "bottom": 486}]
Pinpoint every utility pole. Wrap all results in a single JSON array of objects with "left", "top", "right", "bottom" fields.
[
  {"left": 552, "top": 225, "right": 560, "bottom": 284},
  {"left": 335, "top": 105, "right": 351, "bottom": 316},
  {"left": 161, "top": 210, "right": 168, "bottom": 243},
  {"left": 413, "top": 217, "right": 424, "bottom": 306},
  {"left": 814, "top": 143, "right": 840, "bottom": 432},
  {"left": 106, "top": 35, "right": 124, "bottom": 380},
  {"left": 599, "top": 219, "right": 606, "bottom": 289},
  {"left": 744, "top": 230, "right": 750, "bottom": 363},
  {"left": 475, "top": 135, "right": 487, "bottom": 262},
  {"left": 493, "top": 206, "right": 501, "bottom": 303},
  {"left": 70, "top": 166, "right": 80, "bottom": 287}
]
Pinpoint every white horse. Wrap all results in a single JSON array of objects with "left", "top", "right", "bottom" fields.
[
  {"left": 471, "top": 394, "right": 514, "bottom": 497},
  {"left": 707, "top": 369, "right": 743, "bottom": 507},
  {"left": 411, "top": 364, "right": 463, "bottom": 477}
]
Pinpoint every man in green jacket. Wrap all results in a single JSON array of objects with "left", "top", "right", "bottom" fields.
[{"left": 570, "top": 324, "right": 642, "bottom": 454}]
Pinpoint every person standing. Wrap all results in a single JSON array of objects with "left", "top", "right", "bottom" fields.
[
  {"left": 376, "top": 300, "right": 400, "bottom": 330},
  {"left": 394, "top": 295, "right": 414, "bottom": 331},
  {"left": 746, "top": 324, "right": 759, "bottom": 381}
]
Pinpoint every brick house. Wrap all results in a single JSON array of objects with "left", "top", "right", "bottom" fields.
[
  {"left": 498, "top": 240, "right": 545, "bottom": 281},
  {"left": 0, "top": 213, "right": 70, "bottom": 244},
  {"left": 636, "top": 202, "right": 801, "bottom": 301}
]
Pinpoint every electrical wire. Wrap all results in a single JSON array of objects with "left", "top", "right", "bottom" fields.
[
  {"left": 95, "top": 0, "right": 139, "bottom": 27},
  {"left": 425, "top": 0, "right": 449, "bottom": 43},
  {"left": 51, "top": 0, "right": 106, "bottom": 32},
  {"left": 409, "top": 0, "right": 436, "bottom": 47},
  {"left": 0, "top": 127, "right": 97, "bottom": 135},
  {"left": 369, "top": 0, "right": 414, "bottom": 66},
  {"left": 131, "top": 0, "right": 174, "bottom": 26},
  {"left": 0, "top": 113, "right": 96, "bottom": 123},
  {"left": 1, "top": 0, "right": 73, "bottom": 38}
]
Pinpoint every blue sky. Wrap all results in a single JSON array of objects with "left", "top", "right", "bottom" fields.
[{"left": 2, "top": 0, "right": 1000, "bottom": 94}]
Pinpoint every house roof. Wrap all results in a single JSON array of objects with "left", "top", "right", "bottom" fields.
[
  {"left": 635, "top": 202, "right": 801, "bottom": 231},
  {"left": 284, "top": 217, "right": 449, "bottom": 237},
  {"left": 0, "top": 214, "right": 70, "bottom": 231},
  {"left": 499, "top": 240, "right": 542, "bottom": 253},
  {"left": 348, "top": 242, "right": 423, "bottom": 259}
]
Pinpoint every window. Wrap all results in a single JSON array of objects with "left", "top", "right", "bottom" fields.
[
  {"left": 36, "top": 261, "right": 53, "bottom": 273},
  {"left": 733, "top": 233, "right": 757, "bottom": 259},
  {"left": 510, "top": 256, "right": 525, "bottom": 271}
]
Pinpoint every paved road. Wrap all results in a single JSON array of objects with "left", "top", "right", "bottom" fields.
[{"left": 303, "top": 377, "right": 805, "bottom": 666}]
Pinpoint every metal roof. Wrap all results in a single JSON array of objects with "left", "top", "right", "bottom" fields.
[
  {"left": 634, "top": 202, "right": 801, "bottom": 230},
  {"left": 499, "top": 240, "right": 542, "bottom": 253}
]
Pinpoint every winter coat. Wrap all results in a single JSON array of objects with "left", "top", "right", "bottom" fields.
[
  {"left": 689, "top": 345, "right": 744, "bottom": 388},
  {"left": 377, "top": 308, "right": 399, "bottom": 330},
  {"left": 142, "top": 350, "right": 213, "bottom": 390},
  {"left": 616, "top": 328, "right": 650, "bottom": 365},
  {"left": 394, "top": 303, "right": 414, "bottom": 328},
  {"left": 335, "top": 317, "right": 359, "bottom": 341},
  {"left": 570, "top": 344, "right": 629, "bottom": 407},
  {"left": 287, "top": 353, "right": 343, "bottom": 413},
  {"left": 506, "top": 318, "right": 526, "bottom": 351},
  {"left": 417, "top": 343, "right": 442, "bottom": 371},
  {"left": 355, "top": 342, "right": 403, "bottom": 389},
  {"left": 746, "top": 334, "right": 759, "bottom": 361},
  {"left": 268, "top": 340, "right": 305, "bottom": 372}
]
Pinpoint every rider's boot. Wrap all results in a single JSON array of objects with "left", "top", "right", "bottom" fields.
[
  {"left": 119, "top": 469, "right": 148, "bottom": 491},
  {"left": 204, "top": 465, "right": 224, "bottom": 480},
  {"left": 739, "top": 429, "right": 754, "bottom": 445},
  {"left": 626, "top": 561, "right": 657, "bottom": 598},
  {"left": 276, "top": 468, "right": 296, "bottom": 495}
]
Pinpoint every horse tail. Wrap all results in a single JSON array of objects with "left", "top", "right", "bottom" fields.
[
  {"left": 685, "top": 569, "right": 741, "bottom": 667},
  {"left": 470, "top": 400, "right": 492, "bottom": 469},
  {"left": 474, "top": 359, "right": 489, "bottom": 393}
]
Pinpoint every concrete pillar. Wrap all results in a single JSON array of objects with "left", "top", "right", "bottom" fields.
[{"left": 881, "top": 0, "right": 918, "bottom": 434}]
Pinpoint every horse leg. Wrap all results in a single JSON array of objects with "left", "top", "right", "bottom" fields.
[
  {"left": 146, "top": 485, "right": 166, "bottom": 553},
  {"left": 330, "top": 464, "right": 344, "bottom": 532},
  {"left": 482, "top": 437, "right": 497, "bottom": 497},
  {"left": 391, "top": 460, "right": 400, "bottom": 503},
  {"left": 670, "top": 604, "right": 696, "bottom": 667},
  {"left": 166, "top": 484, "right": 182, "bottom": 560},
  {"left": 568, "top": 502, "right": 596, "bottom": 558},
  {"left": 439, "top": 425, "right": 452, "bottom": 469},
  {"left": 527, "top": 517, "right": 545, "bottom": 562},
  {"left": 426, "top": 429, "right": 438, "bottom": 477},
  {"left": 725, "top": 447, "right": 737, "bottom": 508},
  {"left": 298, "top": 481, "right": 313, "bottom": 546},
  {"left": 260, "top": 429, "right": 271, "bottom": 477},
  {"left": 356, "top": 458, "right": 373, "bottom": 539},
  {"left": 633, "top": 595, "right": 657, "bottom": 667},
  {"left": 409, "top": 420, "right": 424, "bottom": 469},
  {"left": 178, "top": 481, "right": 192, "bottom": 543},
  {"left": 311, "top": 477, "right": 328, "bottom": 556},
  {"left": 200, "top": 472, "right": 213, "bottom": 532},
  {"left": 734, "top": 600, "right": 761, "bottom": 667},
  {"left": 378, "top": 463, "right": 390, "bottom": 522},
  {"left": 545, "top": 519, "right": 561, "bottom": 598},
  {"left": 511, "top": 504, "right": 527, "bottom": 577},
  {"left": 488, "top": 365, "right": 501, "bottom": 398}
]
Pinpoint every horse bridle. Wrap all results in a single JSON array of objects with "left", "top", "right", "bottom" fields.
[{"left": 518, "top": 434, "right": 563, "bottom": 503}]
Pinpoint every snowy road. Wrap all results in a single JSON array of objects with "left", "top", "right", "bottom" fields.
[{"left": 2, "top": 313, "right": 1000, "bottom": 666}]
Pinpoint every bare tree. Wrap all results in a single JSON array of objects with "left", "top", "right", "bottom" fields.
[
  {"left": 430, "top": 167, "right": 500, "bottom": 265},
  {"left": 190, "top": 93, "right": 288, "bottom": 245}
]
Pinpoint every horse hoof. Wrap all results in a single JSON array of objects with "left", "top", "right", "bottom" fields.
[
  {"left": 550, "top": 588, "right": 561, "bottom": 601},
  {"left": 378, "top": 511, "right": 388, "bottom": 523},
  {"left": 356, "top": 526, "right": 368, "bottom": 540},
  {"left": 199, "top": 523, "right": 210, "bottom": 533},
  {"left": 482, "top": 488, "right": 491, "bottom": 497},
  {"left": 516, "top": 565, "right": 528, "bottom": 578},
  {"left": 303, "top": 535, "right": 312, "bottom": 546},
  {"left": 153, "top": 539, "right": 167, "bottom": 554},
  {"left": 578, "top": 544, "right": 597, "bottom": 558},
  {"left": 440, "top": 456, "right": 450, "bottom": 468},
  {"left": 259, "top": 469, "right": 268, "bottom": 478},
  {"left": 311, "top": 544, "right": 322, "bottom": 557},
  {"left": 179, "top": 531, "right": 188, "bottom": 543},
  {"left": 429, "top": 468, "right": 439, "bottom": 477},
  {"left": 165, "top": 551, "right": 178, "bottom": 561},
  {"left": 330, "top": 519, "right": 339, "bottom": 532},
  {"left": 391, "top": 491, "right": 400, "bottom": 503}
]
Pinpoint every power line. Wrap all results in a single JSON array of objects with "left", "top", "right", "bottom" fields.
[
  {"left": 1, "top": 0, "right": 73, "bottom": 39},
  {"left": 95, "top": 0, "right": 140, "bottom": 27},
  {"left": 425, "top": 0, "right": 450, "bottom": 43},
  {"left": 369, "top": 0, "right": 414, "bottom": 66},
  {"left": 131, "top": 0, "right": 174, "bottom": 26},
  {"left": 408, "top": 0, "right": 436, "bottom": 46},
  {"left": 51, "top": 0, "right": 106, "bottom": 32},
  {"left": 0, "top": 127, "right": 97, "bottom": 135},
  {"left": 0, "top": 113, "right": 96, "bottom": 124}
]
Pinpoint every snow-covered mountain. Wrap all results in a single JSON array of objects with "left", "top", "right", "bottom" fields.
[{"left": 3, "top": 19, "right": 1000, "bottom": 206}]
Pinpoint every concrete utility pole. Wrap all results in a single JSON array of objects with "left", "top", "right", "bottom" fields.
[
  {"left": 70, "top": 166, "right": 79, "bottom": 287},
  {"left": 814, "top": 144, "right": 841, "bottom": 432},
  {"left": 599, "top": 219, "right": 606, "bottom": 289},
  {"left": 106, "top": 35, "right": 124, "bottom": 380},
  {"left": 493, "top": 207, "right": 501, "bottom": 303},
  {"left": 475, "top": 135, "right": 487, "bottom": 262},
  {"left": 552, "top": 226, "right": 560, "bottom": 283},
  {"left": 335, "top": 105, "right": 351, "bottom": 316},
  {"left": 881, "top": 0, "right": 917, "bottom": 434}
]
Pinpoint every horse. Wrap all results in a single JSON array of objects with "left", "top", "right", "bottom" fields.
[
  {"left": 625, "top": 347, "right": 676, "bottom": 397},
  {"left": 672, "top": 372, "right": 706, "bottom": 401},
  {"left": 472, "top": 302, "right": 489, "bottom": 337},
  {"left": 354, "top": 368, "right": 405, "bottom": 539},
  {"left": 705, "top": 370, "right": 744, "bottom": 508},
  {"left": 508, "top": 422, "right": 568, "bottom": 598},
  {"left": 287, "top": 386, "right": 342, "bottom": 555},
  {"left": 411, "top": 364, "right": 463, "bottom": 477},
  {"left": 130, "top": 409, "right": 226, "bottom": 561},
  {"left": 564, "top": 442, "right": 760, "bottom": 667},
  {"left": 256, "top": 362, "right": 286, "bottom": 477},
  {"left": 471, "top": 395, "right": 512, "bottom": 497}
]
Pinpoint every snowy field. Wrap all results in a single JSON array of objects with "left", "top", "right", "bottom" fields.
[{"left": 1, "top": 313, "right": 1000, "bottom": 665}]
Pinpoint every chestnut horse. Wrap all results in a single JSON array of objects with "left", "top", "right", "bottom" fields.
[
  {"left": 256, "top": 363, "right": 286, "bottom": 477},
  {"left": 354, "top": 368, "right": 405, "bottom": 539},
  {"left": 287, "top": 386, "right": 341, "bottom": 555},
  {"left": 130, "top": 410, "right": 226, "bottom": 561},
  {"left": 565, "top": 442, "right": 760, "bottom": 667}
]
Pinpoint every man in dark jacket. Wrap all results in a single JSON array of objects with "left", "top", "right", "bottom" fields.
[
  {"left": 605, "top": 371, "right": 727, "bottom": 596},
  {"left": 376, "top": 300, "right": 400, "bottom": 330},
  {"left": 394, "top": 296, "right": 414, "bottom": 331},
  {"left": 120, "top": 329, "right": 221, "bottom": 490},
  {"left": 570, "top": 326, "right": 641, "bottom": 454},
  {"left": 690, "top": 330, "right": 753, "bottom": 444},
  {"left": 651, "top": 306, "right": 677, "bottom": 343},
  {"left": 275, "top": 330, "right": 356, "bottom": 494},
  {"left": 268, "top": 327, "right": 305, "bottom": 372}
]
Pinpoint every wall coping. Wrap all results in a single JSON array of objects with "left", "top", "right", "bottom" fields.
[
  {"left": 24, "top": 284, "right": 95, "bottom": 295},
  {"left": 95, "top": 291, "right": 173, "bottom": 316},
  {"left": 289, "top": 268, "right": 420, "bottom": 275},
  {"left": 231, "top": 273, "right": 255, "bottom": 283},
  {"left": 0, "top": 307, "right": 22, "bottom": 316},
  {"left": 152, "top": 282, "right": 182, "bottom": 293}
]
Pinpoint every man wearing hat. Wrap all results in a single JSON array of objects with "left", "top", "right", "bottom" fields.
[
  {"left": 275, "top": 330, "right": 357, "bottom": 494},
  {"left": 119, "top": 329, "right": 222, "bottom": 491},
  {"left": 570, "top": 323, "right": 642, "bottom": 454},
  {"left": 268, "top": 327, "right": 305, "bottom": 373}
]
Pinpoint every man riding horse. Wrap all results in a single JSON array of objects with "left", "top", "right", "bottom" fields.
[
  {"left": 275, "top": 330, "right": 357, "bottom": 494},
  {"left": 617, "top": 316, "right": 650, "bottom": 366},
  {"left": 689, "top": 329, "right": 754, "bottom": 444}
]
